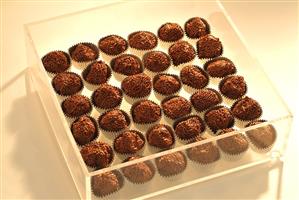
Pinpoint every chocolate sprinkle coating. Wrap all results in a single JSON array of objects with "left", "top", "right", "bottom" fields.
[
  {"left": 219, "top": 75, "right": 247, "bottom": 99},
  {"left": 197, "top": 35, "right": 223, "bottom": 59},
  {"left": 42, "top": 51, "right": 70, "bottom": 73},
  {"left": 153, "top": 74, "right": 181, "bottom": 95},
  {"left": 71, "top": 115, "right": 98, "bottom": 146},
  {"left": 61, "top": 95, "right": 92, "bottom": 118},
  {"left": 111, "top": 54, "right": 143, "bottom": 76},
  {"left": 231, "top": 97, "right": 262, "bottom": 121},
  {"left": 128, "top": 31, "right": 158, "bottom": 50},
  {"left": 158, "top": 22, "right": 184, "bottom": 42},
  {"left": 184, "top": 17, "right": 210, "bottom": 39},
  {"left": 98, "top": 109, "right": 130, "bottom": 132},
  {"left": 191, "top": 88, "right": 222, "bottom": 112},
  {"left": 143, "top": 51, "right": 171, "bottom": 72},
  {"left": 121, "top": 73, "right": 152, "bottom": 98},
  {"left": 92, "top": 84, "right": 122, "bottom": 109},
  {"left": 82, "top": 61, "right": 111, "bottom": 85},
  {"left": 204, "top": 106, "right": 234, "bottom": 133},
  {"left": 217, "top": 128, "right": 249, "bottom": 155},
  {"left": 98, "top": 35, "right": 128, "bottom": 56},
  {"left": 203, "top": 57, "right": 236, "bottom": 78},
  {"left": 155, "top": 151, "right": 187, "bottom": 176},
  {"left": 162, "top": 96, "right": 192, "bottom": 120},
  {"left": 114, "top": 130, "right": 145, "bottom": 154},
  {"left": 180, "top": 65, "right": 209, "bottom": 89},
  {"left": 52, "top": 72, "right": 83, "bottom": 96},
  {"left": 146, "top": 124, "right": 175, "bottom": 149},
  {"left": 69, "top": 43, "right": 99, "bottom": 62},
  {"left": 169, "top": 41, "right": 196, "bottom": 66},
  {"left": 174, "top": 115, "right": 205, "bottom": 140},
  {"left": 131, "top": 100, "right": 161, "bottom": 124}
]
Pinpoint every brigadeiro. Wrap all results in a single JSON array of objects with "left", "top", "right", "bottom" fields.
[
  {"left": 71, "top": 115, "right": 98, "bottom": 146},
  {"left": 122, "top": 156, "right": 155, "bottom": 184},
  {"left": 191, "top": 88, "right": 222, "bottom": 112},
  {"left": 113, "top": 130, "right": 145, "bottom": 154},
  {"left": 131, "top": 100, "right": 161, "bottom": 124},
  {"left": 91, "top": 170, "right": 123, "bottom": 197},
  {"left": 143, "top": 51, "right": 171, "bottom": 72},
  {"left": 52, "top": 72, "right": 83, "bottom": 96},
  {"left": 186, "top": 136, "right": 220, "bottom": 164},
  {"left": 121, "top": 73, "right": 152, "bottom": 98},
  {"left": 61, "top": 95, "right": 92, "bottom": 118},
  {"left": 153, "top": 74, "right": 181, "bottom": 95},
  {"left": 174, "top": 115, "right": 205, "bottom": 140},
  {"left": 231, "top": 96, "right": 262, "bottom": 121},
  {"left": 82, "top": 61, "right": 111, "bottom": 85},
  {"left": 197, "top": 34, "right": 223, "bottom": 59},
  {"left": 161, "top": 96, "right": 192, "bottom": 120},
  {"left": 204, "top": 106, "right": 234, "bottom": 133},
  {"left": 245, "top": 120, "right": 277, "bottom": 149},
  {"left": 203, "top": 57, "right": 236, "bottom": 78},
  {"left": 80, "top": 141, "right": 113, "bottom": 168},
  {"left": 92, "top": 84, "right": 123, "bottom": 109},
  {"left": 158, "top": 22, "right": 184, "bottom": 42},
  {"left": 219, "top": 75, "right": 247, "bottom": 99},
  {"left": 180, "top": 65, "right": 209, "bottom": 89},
  {"left": 98, "top": 35, "right": 128, "bottom": 56},
  {"left": 128, "top": 31, "right": 158, "bottom": 50},
  {"left": 184, "top": 17, "right": 210, "bottom": 39},
  {"left": 42, "top": 51, "right": 70, "bottom": 73},
  {"left": 168, "top": 41, "right": 196, "bottom": 66},
  {"left": 217, "top": 128, "right": 249, "bottom": 155},
  {"left": 111, "top": 54, "right": 143, "bottom": 76},
  {"left": 98, "top": 109, "right": 130, "bottom": 132},
  {"left": 69, "top": 43, "right": 99, "bottom": 62},
  {"left": 155, "top": 151, "right": 187, "bottom": 177},
  {"left": 146, "top": 124, "right": 175, "bottom": 149}
]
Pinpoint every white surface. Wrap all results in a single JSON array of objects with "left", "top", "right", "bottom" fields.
[{"left": 1, "top": 1, "right": 298, "bottom": 199}]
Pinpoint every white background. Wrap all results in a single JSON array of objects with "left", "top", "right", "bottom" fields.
[{"left": 1, "top": 1, "right": 298, "bottom": 199}]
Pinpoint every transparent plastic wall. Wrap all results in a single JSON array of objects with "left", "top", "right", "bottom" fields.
[{"left": 25, "top": 1, "right": 292, "bottom": 199}]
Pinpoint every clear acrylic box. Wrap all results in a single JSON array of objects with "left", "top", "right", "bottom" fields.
[{"left": 24, "top": 1, "right": 293, "bottom": 199}]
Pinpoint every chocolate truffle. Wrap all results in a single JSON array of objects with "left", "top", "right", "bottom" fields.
[
  {"left": 168, "top": 41, "right": 196, "bottom": 66},
  {"left": 217, "top": 128, "right": 249, "bottom": 155},
  {"left": 174, "top": 116, "right": 205, "bottom": 140},
  {"left": 42, "top": 51, "right": 70, "bottom": 73},
  {"left": 92, "top": 84, "right": 122, "bottom": 109},
  {"left": 155, "top": 151, "right": 187, "bottom": 176},
  {"left": 111, "top": 54, "right": 143, "bottom": 76},
  {"left": 82, "top": 61, "right": 111, "bottom": 85},
  {"left": 186, "top": 136, "right": 220, "bottom": 164},
  {"left": 98, "top": 35, "right": 128, "bottom": 56},
  {"left": 219, "top": 75, "right": 247, "bottom": 99},
  {"left": 98, "top": 109, "right": 130, "bottom": 132},
  {"left": 146, "top": 124, "right": 175, "bottom": 149},
  {"left": 204, "top": 106, "right": 234, "bottom": 133},
  {"left": 61, "top": 95, "right": 92, "bottom": 118},
  {"left": 158, "top": 23, "right": 184, "bottom": 42},
  {"left": 184, "top": 17, "right": 210, "bottom": 39},
  {"left": 162, "top": 96, "right": 191, "bottom": 119},
  {"left": 128, "top": 31, "right": 158, "bottom": 50},
  {"left": 191, "top": 88, "right": 222, "bottom": 112},
  {"left": 153, "top": 74, "right": 181, "bottom": 95},
  {"left": 203, "top": 57, "right": 236, "bottom": 78},
  {"left": 69, "top": 43, "right": 99, "bottom": 62},
  {"left": 180, "top": 65, "right": 209, "bottom": 89},
  {"left": 52, "top": 72, "right": 83, "bottom": 96},
  {"left": 131, "top": 100, "right": 161, "bottom": 124},
  {"left": 231, "top": 97, "right": 262, "bottom": 121},
  {"left": 122, "top": 156, "right": 155, "bottom": 183},
  {"left": 245, "top": 120, "right": 276, "bottom": 149},
  {"left": 114, "top": 130, "right": 145, "bottom": 154},
  {"left": 71, "top": 115, "right": 98, "bottom": 145},
  {"left": 91, "top": 171, "right": 123, "bottom": 197},
  {"left": 143, "top": 51, "right": 171, "bottom": 72},
  {"left": 121, "top": 73, "right": 152, "bottom": 98},
  {"left": 197, "top": 35, "right": 223, "bottom": 59},
  {"left": 80, "top": 141, "right": 113, "bottom": 168}
]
